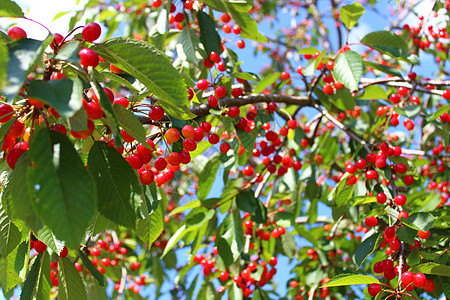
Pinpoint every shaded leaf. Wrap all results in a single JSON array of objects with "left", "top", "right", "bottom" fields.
[
  {"left": 176, "top": 27, "right": 206, "bottom": 64},
  {"left": 354, "top": 231, "right": 381, "bottom": 266},
  {"left": 20, "top": 252, "right": 51, "bottom": 300},
  {"left": 197, "top": 11, "right": 222, "bottom": 56},
  {"left": 78, "top": 250, "right": 105, "bottom": 286},
  {"left": 0, "top": 200, "right": 21, "bottom": 258},
  {"left": 113, "top": 104, "right": 147, "bottom": 145},
  {"left": 58, "top": 257, "right": 88, "bottom": 300},
  {"left": 28, "top": 129, "right": 96, "bottom": 248},
  {"left": 2, "top": 37, "right": 53, "bottom": 102},
  {"left": 87, "top": 141, "right": 141, "bottom": 228},
  {"left": 27, "top": 78, "right": 83, "bottom": 118}
]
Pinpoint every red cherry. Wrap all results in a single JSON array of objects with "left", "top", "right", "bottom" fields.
[
  {"left": 197, "top": 79, "right": 209, "bottom": 90},
  {"left": 215, "top": 86, "right": 226, "bottom": 98},
  {"left": 220, "top": 142, "right": 230, "bottom": 154},
  {"left": 394, "top": 194, "right": 407, "bottom": 206},
  {"left": 269, "top": 256, "right": 278, "bottom": 266},
  {"left": 82, "top": 22, "right": 101, "bottom": 42},
  {"left": 243, "top": 165, "right": 254, "bottom": 176},
  {"left": 165, "top": 128, "right": 180, "bottom": 143},
  {"left": 148, "top": 105, "right": 164, "bottom": 121},
  {"left": 368, "top": 283, "right": 381, "bottom": 297},
  {"left": 208, "top": 95, "right": 218, "bottom": 107},
  {"left": 139, "top": 170, "right": 154, "bottom": 185},
  {"left": 377, "top": 193, "right": 387, "bottom": 204},
  {"left": 6, "top": 148, "right": 26, "bottom": 169},
  {"left": 232, "top": 25, "right": 241, "bottom": 34},
  {"left": 237, "top": 40, "right": 246, "bottom": 49},
  {"left": 208, "top": 133, "right": 219, "bottom": 144},
  {"left": 220, "top": 13, "right": 231, "bottom": 23},
  {"left": 228, "top": 106, "right": 240, "bottom": 118},
  {"left": 413, "top": 273, "right": 426, "bottom": 288},
  {"left": 113, "top": 97, "right": 129, "bottom": 108},
  {"left": 7, "top": 26, "right": 27, "bottom": 40},
  {"left": 34, "top": 241, "right": 47, "bottom": 253},
  {"left": 423, "top": 279, "right": 435, "bottom": 292},
  {"left": 364, "top": 216, "right": 378, "bottom": 227},
  {"left": 79, "top": 48, "right": 99, "bottom": 68},
  {"left": 281, "top": 71, "right": 291, "bottom": 80},
  {"left": 0, "top": 104, "right": 14, "bottom": 123},
  {"left": 417, "top": 230, "right": 430, "bottom": 239},
  {"left": 365, "top": 170, "right": 377, "bottom": 180},
  {"left": 59, "top": 246, "right": 68, "bottom": 258}
]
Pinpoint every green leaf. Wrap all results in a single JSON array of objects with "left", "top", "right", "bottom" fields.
[
  {"left": 54, "top": 40, "right": 80, "bottom": 63},
  {"left": 78, "top": 250, "right": 105, "bottom": 286},
  {"left": 197, "top": 154, "right": 221, "bottom": 201},
  {"left": 176, "top": 27, "right": 206, "bottom": 64},
  {"left": 410, "top": 262, "right": 450, "bottom": 277},
  {"left": 202, "top": 0, "right": 228, "bottom": 12},
  {"left": 14, "top": 241, "right": 29, "bottom": 280},
  {"left": 35, "top": 226, "right": 64, "bottom": 255},
  {"left": 169, "top": 200, "right": 201, "bottom": 216},
  {"left": 396, "top": 225, "right": 416, "bottom": 245},
  {"left": 274, "top": 212, "right": 296, "bottom": 228},
  {"left": 0, "top": 200, "right": 21, "bottom": 258},
  {"left": 322, "top": 274, "right": 380, "bottom": 287},
  {"left": 354, "top": 231, "right": 381, "bottom": 266},
  {"left": 407, "top": 247, "right": 420, "bottom": 266},
  {"left": 254, "top": 72, "right": 281, "bottom": 94},
  {"left": 394, "top": 105, "right": 421, "bottom": 119},
  {"left": 86, "top": 278, "right": 107, "bottom": 300},
  {"left": 87, "top": 141, "right": 142, "bottom": 228},
  {"left": 225, "top": 3, "right": 268, "bottom": 42},
  {"left": 231, "top": 72, "right": 260, "bottom": 81},
  {"left": 2, "top": 37, "right": 53, "bottom": 102},
  {"left": 27, "top": 78, "right": 83, "bottom": 118},
  {"left": 339, "top": 2, "right": 365, "bottom": 30},
  {"left": 0, "top": 246, "right": 21, "bottom": 293},
  {"left": 10, "top": 155, "right": 43, "bottom": 233},
  {"left": 89, "top": 74, "right": 121, "bottom": 148},
  {"left": 0, "top": 0, "right": 24, "bottom": 17},
  {"left": 428, "top": 105, "right": 450, "bottom": 123},
  {"left": 92, "top": 37, "right": 187, "bottom": 108},
  {"left": 113, "top": 104, "right": 147, "bottom": 145},
  {"left": 215, "top": 236, "right": 234, "bottom": 268},
  {"left": 197, "top": 11, "right": 222, "bottom": 56},
  {"left": 278, "top": 230, "right": 297, "bottom": 258},
  {"left": 28, "top": 129, "right": 96, "bottom": 248},
  {"left": 236, "top": 190, "right": 258, "bottom": 214},
  {"left": 219, "top": 210, "right": 244, "bottom": 262},
  {"left": 58, "top": 257, "right": 88, "bottom": 300},
  {"left": 333, "top": 50, "right": 364, "bottom": 91},
  {"left": 67, "top": 108, "right": 88, "bottom": 132},
  {"left": 359, "top": 85, "right": 387, "bottom": 100},
  {"left": 0, "top": 43, "right": 8, "bottom": 90},
  {"left": 236, "top": 128, "right": 255, "bottom": 156},
  {"left": 162, "top": 209, "right": 214, "bottom": 257},
  {"left": 363, "top": 61, "right": 402, "bottom": 77},
  {"left": 361, "top": 31, "right": 414, "bottom": 62},
  {"left": 298, "top": 47, "right": 319, "bottom": 55},
  {"left": 136, "top": 204, "right": 164, "bottom": 248},
  {"left": 334, "top": 179, "right": 355, "bottom": 206},
  {"left": 401, "top": 212, "right": 435, "bottom": 232},
  {"left": 20, "top": 252, "right": 51, "bottom": 300}
]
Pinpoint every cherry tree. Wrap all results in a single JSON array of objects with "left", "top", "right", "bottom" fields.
[{"left": 0, "top": 0, "right": 449, "bottom": 299}]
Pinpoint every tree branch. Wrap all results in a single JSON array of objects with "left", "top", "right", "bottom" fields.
[{"left": 138, "top": 94, "right": 312, "bottom": 124}]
